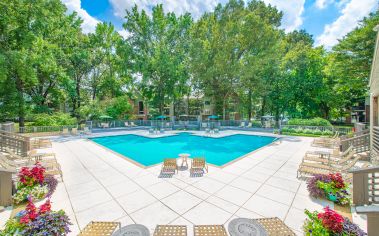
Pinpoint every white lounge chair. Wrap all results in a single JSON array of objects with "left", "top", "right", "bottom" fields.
[
  {"left": 71, "top": 127, "right": 78, "bottom": 135},
  {"left": 247, "top": 122, "right": 252, "bottom": 128},
  {"left": 124, "top": 122, "right": 129, "bottom": 127},
  {"left": 130, "top": 122, "right": 137, "bottom": 127},
  {"left": 239, "top": 122, "right": 245, "bottom": 128},
  {"left": 61, "top": 128, "right": 69, "bottom": 136}
]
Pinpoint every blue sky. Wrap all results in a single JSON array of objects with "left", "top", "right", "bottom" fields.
[{"left": 62, "top": 0, "right": 378, "bottom": 48}]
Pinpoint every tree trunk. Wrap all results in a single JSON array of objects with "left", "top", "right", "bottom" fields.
[
  {"left": 247, "top": 89, "right": 252, "bottom": 120},
  {"left": 15, "top": 76, "right": 25, "bottom": 128},
  {"left": 261, "top": 96, "right": 266, "bottom": 117}
]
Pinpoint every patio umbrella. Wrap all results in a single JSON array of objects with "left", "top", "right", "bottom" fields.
[
  {"left": 208, "top": 115, "right": 218, "bottom": 129},
  {"left": 156, "top": 115, "right": 167, "bottom": 129},
  {"left": 99, "top": 115, "right": 113, "bottom": 120}
]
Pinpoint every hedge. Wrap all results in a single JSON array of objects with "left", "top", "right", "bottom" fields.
[{"left": 287, "top": 118, "right": 332, "bottom": 127}]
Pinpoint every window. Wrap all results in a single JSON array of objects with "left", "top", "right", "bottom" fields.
[{"left": 138, "top": 101, "right": 144, "bottom": 114}]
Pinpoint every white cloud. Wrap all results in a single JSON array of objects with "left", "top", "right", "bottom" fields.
[
  {"left": 109, "top": 0, "right": 221, "bottom": 20},
  {"left": 315, "top": 0, "right": 333, "bottom": 9},
  {"left": 316, "top": 0, "right": 377, "bottom": 47},
  {"left": 61, "top": 0, "right": 100, "bottom": 34},
  {"left": 117, "top": 29, "right": 131, "bottom": 39},
  {"left": 109, "top": 0, "right": 305, "bottom": 32},
  {"left": 263, "top": 0, "right": 305, "bottom": 32}
]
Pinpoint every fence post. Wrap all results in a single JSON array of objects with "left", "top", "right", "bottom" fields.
[
  {"left": 352, "top": 172, "right": 369, "bottom": 206},
  {"left": 0, "top": 168, "right": 15, "bottom": 207}
]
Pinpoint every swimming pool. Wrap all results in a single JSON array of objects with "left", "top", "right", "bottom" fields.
[{"left": 90, "top": 132, "right": 276, "bottom": 167}]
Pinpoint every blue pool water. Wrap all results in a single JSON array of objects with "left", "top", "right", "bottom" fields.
[{"left": 90, "top": 132, "right": 276, "bottom": 166}]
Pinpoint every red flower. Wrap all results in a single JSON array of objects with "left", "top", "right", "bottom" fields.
[
  {"left": 17, "top": 163, "right": 46, "bottom": 187},
  {"left": 38, "top": 199, "right": 51, "bottom": 214},
  {"left": 20, "top": 215, "right": 30, "bottom": 224},
  {"left": 328, "top": 173, "right": 345, "bottom": 189},
  {"left": 317, "top": 207, "right": 344, "bottom": 233}
]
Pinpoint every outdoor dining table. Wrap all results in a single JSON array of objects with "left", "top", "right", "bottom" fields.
[{"left": 179, "top": 153, "right": 190, "bottom": 168}]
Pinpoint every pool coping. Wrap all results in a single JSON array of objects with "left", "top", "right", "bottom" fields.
[{"left": 87, "top": 131, "right": 282, "bottom": 169}]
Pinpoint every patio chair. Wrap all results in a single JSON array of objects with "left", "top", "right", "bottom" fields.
[
  {"left": 297, "top": 154, "right": 362, "bottom": 178},
  {"left": 28, "top": 149, "right": 57, "bottom": 162},
  {"left": 78, "top": 221, "right": 121, "bottom": 236},
  {"left": 214, "top": 129, "right": 219, "bottom": 134},
  {"left": 256, "top": 218, "right": 295, "bottom": 235},
  {"left": 194, "top": 225, "right": 227, "bottom": 236},
  {"left": 190, "top": 157, "right": 208, "bottom": 173},
  {"left": 161, "top": 158, "right": 178, "bottom": 174},
  {"left": 42, "top": 161, "right": 63, "bottom": 178},
  {"left": 61, "top": 128, "right": 69, "bottom": 136},
  {"left": 32, "top": 138, "right": 52, "bottom": 149},
  {"left": 153, "top": 225, "right": 187, "bottom": 236},
  {"left": 71, "top": 127, "right": 78, "bottom": 135},
  {"left": 124, "top": 121, "right": 129, "bottom": 127},
  {"left": 0, "top": 153, "right": 30, "bottom": 170},
  {"left": 312, "top": 131, "right": 339, "bottom": 147},
  {"left": 101, "top": 123, "right": 109, "bottom": 128},
  {"left": 130, "top": 122, "right": 137, "bottom": 126},
  {"left": 239, "top": 122, "right": 245, "bottom": 128},
  {"left": 247, "top": 122, "right": 252, "bottom": 128},
  {"left": 205, "top": 128, "right": 210, "bottom": 134},
  {"left": 303, "top": 146, "right": 354, "bottom": 165}
]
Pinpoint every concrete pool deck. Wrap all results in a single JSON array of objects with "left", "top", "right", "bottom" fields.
[{"left": 0, "top": 130, "right": 367, "bottom": 235}]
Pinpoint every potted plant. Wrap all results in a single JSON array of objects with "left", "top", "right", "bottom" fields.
[
  {"left": 307, "top": 173, "right": 350, "bottom": 205},
  {"left": 1, "top": 198, "right": 72, "bottom": 235},
  {"left": 12, "top": 163, "right": 57, "bottom": 205},
  {"left": 304, "top": 207, "right": 366, "bottom": 235}
]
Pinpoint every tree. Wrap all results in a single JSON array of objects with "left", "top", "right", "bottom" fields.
[
  {"left": 0, "top": 0, "right": 82, "bottom": 126},
  {"left": 123, "top": 5, "right": 192, "bottom": 114},
  {"left": 326, "top": 10, "right": 379, "bottom": 119}
]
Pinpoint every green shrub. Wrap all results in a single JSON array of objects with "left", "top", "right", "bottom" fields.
[
  {"left": 251, "top": 120, "right": 261, "bottom": 127},
  {"left": 313, "top": 129, "right": 323, "bottom": 135},
  {"left": 32, "top": 112, "right": 77, "bottom": 126},
  {"left": 322, "top": 130, "right": 333, "bottom": 136},
  {"left": 295, "top": 128, "right": 303, "bottom": 133},
  {"left": 303, "top": 129, "right": 313, "bottom": 134},
  {"left": 281, "top": 127, "right": 290, "bottom": 133},
  {"left": 288, "top": 118, "right": 332, "bottom": 127}
]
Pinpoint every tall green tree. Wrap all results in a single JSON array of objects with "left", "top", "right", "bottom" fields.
[
  {"left": 0, "top": 0, "right": 82, "bottom": 126},
  {"left": 123, "top": 5, "right": 192, "bottom": 114}
]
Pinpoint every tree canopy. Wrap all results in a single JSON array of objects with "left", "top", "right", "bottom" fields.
[{"left": 0, "top": 0, "right": 378, "bottom": 126}]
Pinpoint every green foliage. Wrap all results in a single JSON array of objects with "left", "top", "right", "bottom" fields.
[
  {"left": 304, "top": 209, "right": 330, "bottom": 236},
  {"left": 313, "top": 129, "right": 323, "bottom": 135},
  {"left": 78, "top": 102, "right": 103, "bottom": 120},
  {"left": 288, "top": 118, "right": 332, "bottom": 127},
  {"left": 322, "top": 130, "right": 333, "bottom": 136},
  {"left": 32, "top": 113, "right": 77, "bottom": 126},
  {"left": 105, "top": 96, "right": 133, "bottom": 119},
  {"left": 303, "top": 129, "right": 313, "bottom": 134},
  {"left": 0, "top": 218, "right": 25, "bottom": 236},
  {"left": 0, "top": 0, "right": 376, "bottom": 125}
]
